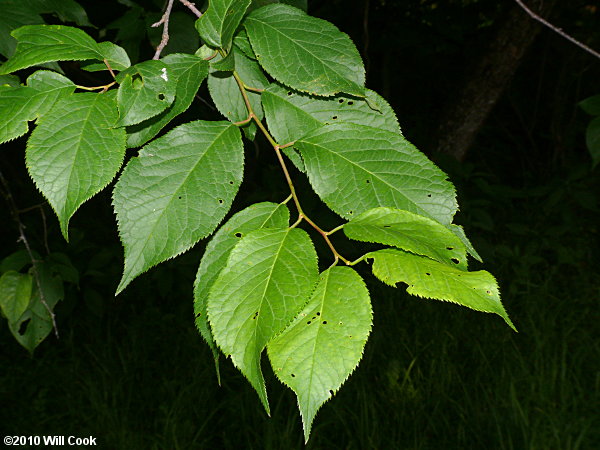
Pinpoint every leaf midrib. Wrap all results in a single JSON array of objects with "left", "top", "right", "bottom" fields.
[{"left": 122, "top": 124, "right": 233, "bottom": 285}]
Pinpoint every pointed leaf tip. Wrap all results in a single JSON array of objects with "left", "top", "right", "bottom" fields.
[
  {"left": 193, "top": 201, "right": 290, "bottom": 380},
  {"left": 26, "top": 92, "right": 126, "bottom": 242},
  {"left": 268, "top": 266, "right": 372, "bottom": 440},
  {"left": 368, "top": 249, "right": 516, "bottom": 331},
  {"left": 208, "top": 227, "right": 319, "bottom": 413}
]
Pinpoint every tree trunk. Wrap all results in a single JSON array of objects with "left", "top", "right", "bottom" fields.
[{"left": 434, "top": 0, "right": 557, "bottom": 161}]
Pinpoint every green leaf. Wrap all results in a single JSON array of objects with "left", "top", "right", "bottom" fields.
[
  {"left": 448, "top": 224, "right": 482, "bottom": 262},
  {"left": 296, "top": 123, "right": 457, "bottom": 224},
  {"left": 207, "top": 227, "right": 319, "bottom": 413},
  {"left": 126, "top": 54, "right": 208, "bottom": 148},
  {"left": 196, "top": 0, "right": 252, "bottom": 51},
  {"left": 8, "top": 261, "right": 64, "bottom": 353},
  {"left": 244, "top": 4, "right": 365, "bottom": 97},
  {"left": 210, "top": 50, "right": 235, "bottom": 72},
  {"left": 0, "top": 70, "right": 75, "bottom": 144},
  {"left": 0, "top": 250, "right": 35, "bottom": 273},
  {"left": 268, "top": 266, "right": 372, "bottom": 442},
  {"left": 194, "top": 202, "right": 290, "bottom": 378},
  {"left": 368, "top": 249, "right": 515, "bottom": 330},
  {"left": 344, "top": 207, "right": 468, "bottom": 270},
  {"left": 579, "top": 94, "right": 600, "bottom": 116},
  {"left": 263, "top": 83, "right": 401, "bottom": 144},
  {"left": 262, "top": 83, "right": 401, "bottom": 170},
  {"left": 95, "top": 41, "right": 131, "bottom": 71},
  {"left": 114, "top": 121, "right": 244, "bottom": 294},
  {"left": 116, "top": 60, "right": 176, "bottom": 127},
  {"left": 0, "top": 1, "right": 41, "bottom": 58},
  {"left": 105, "top": 5, "right": 146, "bottom": 63},
  {"left": 0, "top": 74, "right": 21, "bottom": 87},
  {"left": 0, "top": 270, "right": 33, "bottom": 323},
  {"left": 26, "top": 92, "right": 126, "bottom": 240},
  {"left": 208, "top": 46, "right": 269, "bottom": 140},
  {"left": 0, "top": 25, "right": 130, "bottom": 75},
  {"left": 233, "top": 29, "right": 256, "bottom": 60},
  {"left": 27, "top": 0, "right": 93, "bottom": 27},
  {"left": 248, "top": 0, "right": 307, "bottom": 12},
  {"left": 586, "top": 117, "right": 600, "bottom": 168}
]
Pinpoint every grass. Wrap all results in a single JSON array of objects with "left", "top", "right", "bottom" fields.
[{"left": 1, "top": 164, "right": 598, "bottom": 449}]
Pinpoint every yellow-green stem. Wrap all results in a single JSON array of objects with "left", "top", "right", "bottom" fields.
[{"left": 231, "top": 69, "right": 351, "bottom": 265}]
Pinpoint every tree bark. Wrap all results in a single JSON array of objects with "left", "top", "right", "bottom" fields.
[{"left": 434, "top": 0, "right": 557, "bottom": 161}]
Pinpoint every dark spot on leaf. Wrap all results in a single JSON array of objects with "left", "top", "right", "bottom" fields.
[
  {"left": 218, "top": 199, "right": 224, "bottom": 204},
  {"left": 427, "top": 194, "right": 432, "bottom": 198},
  {"left": 348, "top": 211, "right": 353, "bottom": 215},
  {"left": 158, "top": 93, "right": 165, "bottom": 100},
  {"left": 332, "top": 115, "right": 338, "bottom": 120},
  {"left": 229, "top": 180, "right": 234, "bottom": 184},
  {"left": 383, "top": 225, "right": 391, "bottom": 228},
  {"left": 316, "top": 312, "right": 320, "bottom": 316},
  {"left": 348, "top": 101, "right": 354, "bottom": 105},
  {"left": 446, "top": 246, "right": 454, "bottom": 250},
  {"left": 291, "top": 373, "right": 295, "bottom": 377},
  {"left": 322, "top": 321, "right": 327, "bottom": 324},
  {"left": 307, "top": 321, "right": 311, "bottom": 325},
  {"left": 348, "top": 335, "right": 352, "bottom": 338},
  {"left": 252, "top": 311, "right": 259, "bottom": 319},
  {"left": 486, "top": 290, "right": 491, "bottom": 294},
  {"left": 451, "top": 258, "right": 459, "bottom": 264},
  {"left": 365, "top": 179, "right": 370, "bottom": 183},
  {"left": 178, "top": 196, "right": 182, "bottom": 199},
  {"left": 287, "top": 91, "right": 293, "bottom": 96},
  {"left": 339, "top": 321, "right": 343, "bottom": 325},
  {"left": 338, "top": 99, "right": 344, "bottom": 103},
  {"left": 425, "top": 272, "right": 431, "bottom": 276},
  {"left": 235, "top": 232, "right": 242, "bottom": 238},
  {"left": 18, "top": 318, "right": 30, "bottom": 335},
  {"left": 195, "top": 312, "right": 202, "bottom": 317},
  {"left": 312, "top": 316, "right": 316, "bottom": 320}
]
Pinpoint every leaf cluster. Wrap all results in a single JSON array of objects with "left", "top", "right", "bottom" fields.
[{"left": 0, "top": 0, "right": 514, "bottom": 441}]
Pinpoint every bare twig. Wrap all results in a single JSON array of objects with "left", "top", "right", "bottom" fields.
[
  {"left": 363, "top": 0, "right": 371, "bottom": 76},
  {"left": 514, "top": 0, "right": 600, "bottom": 60},
  {"left": 103, "top": 59, "right": 116, "bottom": 79},
  {"left": 0, "top": 170, "right": 58, "bottom": 338},
  {"left": 152, "top": 0, "right": 176, "bottom": 60},
  {"left": 179, "top": 0, "right": 202, "bottom": 18}
]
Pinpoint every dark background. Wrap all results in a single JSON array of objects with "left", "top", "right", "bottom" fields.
[{"left": 1, "top": 0, "right": 599, "bottom": 448}]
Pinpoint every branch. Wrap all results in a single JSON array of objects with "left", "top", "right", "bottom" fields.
[
  {"left": 514, "top": 0, "right": 600, "bottom": 60},
  {"left": 231, "top": 70, "right": 351, "bottom": 265},
  {"left": 152, "top": 0, "right": 176, "bottom": 60},
  {"left": 0, "top": 170, "right": 58, "bottom": 338},
  {"left": 179, "top": 0, "right": 202, "bottom": 18}
]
